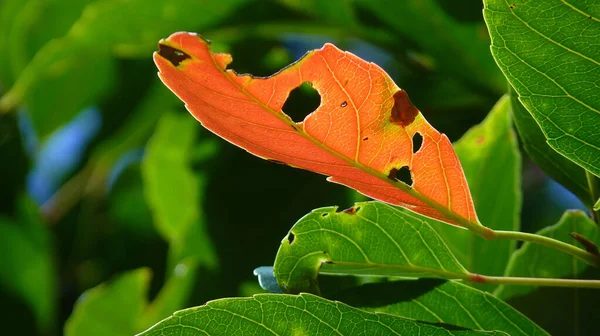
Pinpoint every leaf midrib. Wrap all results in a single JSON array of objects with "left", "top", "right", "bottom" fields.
[{"left": 198, "top": 41, "right": 479, "bottom": 229}]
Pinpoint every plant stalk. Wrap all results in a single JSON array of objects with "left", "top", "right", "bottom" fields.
[
  {"left": 470, "top": 274, "right": 600, "bottom": 289},
  {"left": 491, "top": 230, "right": 600, "bottom": 267},
  {"left": 585, "top": 170, "right": 600, "bottom": 224}
]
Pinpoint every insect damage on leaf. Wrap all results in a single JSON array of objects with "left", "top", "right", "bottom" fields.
[
  {"left": 390, "top": 90, "right": 418, "bottom": 126},
  {"left": 157, "top": 44, "right": 191, "bottom": 67},
  {"left": 153, "top": 32, "right": 479, "bottom": 226}
]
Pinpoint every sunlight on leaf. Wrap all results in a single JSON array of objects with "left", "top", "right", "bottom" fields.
[
  {"left": 138, "top": 293, "right": 508, "bottom": 336},
  {"left": 273, "top": 202, "right": 468, "bottom": 293},
  {"left": 153, "top": 32, "right": 481, "bottom": 229}
]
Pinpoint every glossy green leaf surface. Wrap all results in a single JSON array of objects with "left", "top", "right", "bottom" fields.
[
  {"left": 495, "top": 210, "right": 599, "bottom": 300},
  {"left": 510, "top": 87, "right": 595, "bottom": 207},
  {"left": 432, "top": 96, "right": 521, "bottom": 291},
  {"left": 484, "top": 0, "right": 600, "bottom": 177},
  {"left": 138, "top": 293, "right": 507, "bottom": 336},
  {"left": 273, "top": 202, "right": 468, "bottom": 294},
  {"left": 330, "top": 279, "right": 548, "bottom": 336},
  {"left": 142, "top": 112, "right": 217, "bottom": 269},
  {"left": 0, "top": 199, "right": 56, "bottom": 332},
  {"left": 65, "top": 268, "right": 150, "bottom": 336},
  {"left": 358, "top": 0, "right": 505, "bottom": 94}
]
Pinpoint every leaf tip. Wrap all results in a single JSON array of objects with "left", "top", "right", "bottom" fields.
[{"left": 156, "top": 43, "right": 191, "bottom": 67}]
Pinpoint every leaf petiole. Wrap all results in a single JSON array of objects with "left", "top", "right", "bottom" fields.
[
  {"left": 469, "top": 274, "right": 600, "bottom": 289},
  {"left": 490, "top": 230, "right": 600, "bottom": 268}
]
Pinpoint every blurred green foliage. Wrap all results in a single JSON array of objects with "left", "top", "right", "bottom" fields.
[{"left": 0, "top": 0, "right": 598, "bottom": 335}]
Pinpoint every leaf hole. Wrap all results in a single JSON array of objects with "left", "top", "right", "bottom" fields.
[
  {"left": 287, "top": 232, "right": 295, "bottom": 244},
  {"left": 321, "top": 213, "right": 329, "bottom": 217},
  {"left": 388, "top": 166, "right": 413, "bottom": 186},
  {"left": 157, "top": 43, "right": 191, "bottom": 67},
  {"left": 282, "top": 82, "right": 320, "bottom": 123},
  {"left": 412, "top": 132, "right": 423, "bottom": 153}
]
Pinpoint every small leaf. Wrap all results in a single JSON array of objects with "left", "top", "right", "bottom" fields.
[
  {"left": 65, "top": 268, "right": 150, "bottom": 336},
  {"left": 431, "top": 95, "right": 521, "bottom": 291},
  {"left": 273, "top": 202, "right": 468, "bottom": 293},
  {"left": 138, "top": 293, "right": 508, "bottom": 336},
  {"left": 483, "top": 0, "right": 600, "bottom": 177},
  {"left": 510, "top": 87, "right": 594, "bottom": 207},
  {"left": 495, "top": 210, "right": 599, "bottom": 300},
  {"left": 594, "top": 197, "right": 600, "bottom": 211},
  {"left": 154, "top": 33, "right": 482, "bottom": 229},
  {"left": 330, "top": 279, "right": 548, "bottom": 336},
  {"left": 142, "top": 112, "right": 217, "bottom": 269}
]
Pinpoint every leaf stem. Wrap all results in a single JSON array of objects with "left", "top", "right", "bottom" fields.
[
  {"left": 585, "top": 170, "right": 600, "bottom": 224},
  {"left": 470, "top": 274, "right": 600, "bottom": 289},
  {"left": 492, "top": 230, "right": 600, "bottom": 267}
]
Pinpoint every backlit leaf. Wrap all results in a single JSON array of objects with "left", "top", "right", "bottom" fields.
[
  {"left": 138, "top": 293, "right": 508, "bottom": 336},
  {"left": 483, "top": 0, "right": 600, "bottom": 177},
  {"left": 154, "top": 33, "right": 481, "bottom": 228},
  {"left": 273, "top": 202, "right": 468, "bottom": 294}
]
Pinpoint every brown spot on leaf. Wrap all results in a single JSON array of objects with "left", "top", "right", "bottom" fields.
[
  {"left": 476, "top": 136, "right": 485, "bottom": 144},
  {"left": 343, "top": 207, "right": 356, "bottom": 214},
  {"left": 362, "top": 137, "right": 369, "bottom": 141},
  {"left": 390, "top": 90, "right": 418, "bottom": 127},
  {"left": 340, "top": 101, "right": 347, "bottom": 108},
  {"left": 157, "top": 43, "right": 191, "bottom": 66},
  {"left": 509, "top": 3, "right": 516, "bottom": 9}
]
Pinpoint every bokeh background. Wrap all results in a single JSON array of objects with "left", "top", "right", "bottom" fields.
[{"left": 0, "top": 0, "right": 589, "bottom": 335}]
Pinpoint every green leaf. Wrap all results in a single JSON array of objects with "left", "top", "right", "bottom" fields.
[
  {"left": 483, "top": 0, "right": 600, "bottom": 177},
  {"left": 431, "top": 95, "right": 521, "bottom": 291},
  {"left": 358, "top": 0, "right": 505, "bottom": 93},
  {"left": 0, "top": 0, "right": 249, "bottom": 139},
  {"left": 142, "top": 112, "right": 217, "bottom": 269},
  {"left": 65, "top": 268, "right": 150, "bottom": 336},
  {"left": 69, "top": 0, "right": 250, "bottom": 57},
  {"left": 0, "top": 199, "right": 56, "bottom": 332},
  {"left": 510, "top": 86, "right": 595, "bottom": 206},
  {"left": 0, "top": 39, "right": 115, "bottom": 140},
  {"left": 330, "top": 279, "right": 548, "bottom": 336},
  {"left": 138, "top": 293, "right": 508, "bottom": 336},
  {"left": 66, "top": 261, "right": 199, "bottom": 336},
  {"left": 139, "top": 259, "right": 198, "bottom": 331},
  {"left": 594, "top": 197, "right": 600, "bottom": 211},
  {"left": 495, "top": 210, "right": 599, "bottom": 300},
  {"left": 273, "top": 202, "right": 468, "bottom": 294}
]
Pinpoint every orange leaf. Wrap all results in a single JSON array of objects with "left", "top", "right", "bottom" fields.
[{"left": 153, "top": 32, "right": 481, "bottom": 228}]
